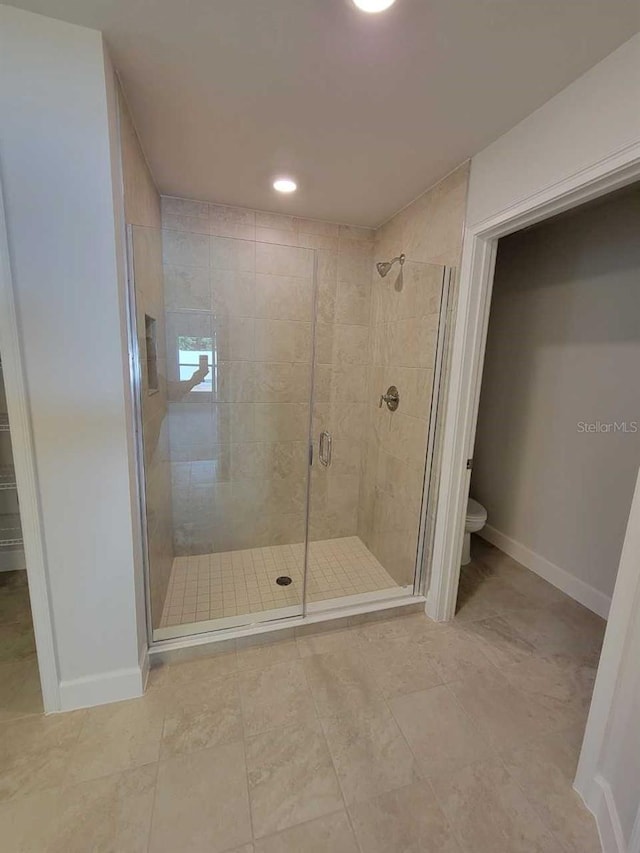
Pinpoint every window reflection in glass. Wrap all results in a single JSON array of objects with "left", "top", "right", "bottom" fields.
[{"left": 177, "top": 335, "right": 214, "bottom": 394}]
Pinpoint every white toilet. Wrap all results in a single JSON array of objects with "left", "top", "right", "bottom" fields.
[{"left": 462, "top": 498, "right": 487, "bottom": 565}]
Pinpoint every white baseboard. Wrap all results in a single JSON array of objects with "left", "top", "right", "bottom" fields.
[
  {"left": 582, "top": 774, "right": 626, "bottom": 853},
  {"left": 479, "top": 524, "right": 611, "bottom": 619},
  {"left": 58, "top": 660, "right": 146, "bottom": 711}
]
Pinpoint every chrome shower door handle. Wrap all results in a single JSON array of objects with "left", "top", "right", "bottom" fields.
[{"left": 319, "top": 430, "right": 332, "bottom": 467}]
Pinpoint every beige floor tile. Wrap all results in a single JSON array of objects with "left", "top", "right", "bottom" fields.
[
  {"left": 239, "top": 660, "right": 317, "bottom": 736},
  {"left": 160, "top": 673, "right": 242, "bottom": 758},
  {"left": 501, "top": 605, "right": 603, "bottom": 667},
  {"left": 501, "top": 729, "right": 601, "bottom": 853},
  {"left": 389, "top": 685, "right": 491, "bottom": 779},
  {"left": 149, "top": 741, "right": 252, "bottom": 853},
  {"left": 447, "top": 667, "right": 557, "bottom": 750},
  {"left": 466, "top": 543, "right": 567, "bottom": 603},
  {"left": 0, "top": 658, "right": 43, "bottom": 722},
  {"left": 457, "top": 563, "right": 537, "bottom": 618},
  {"left": 497, "top": 605, "right": 562, "bottom": 650},
  {"left": 349, "top": 781, "right": 462, "bottom": 853},
  {"left": 0, "top": 711, "right": 84, "bottom": 802},
  {"left": 246, "top": 722, "right": 343, "bottom": 838},
  {"left": 0, "top": 786, "right": 60, "bottom": 852},
  {"left": 453, "top": 568, "right": 500, "bottom": 622},
  {"left": 0, "top": 543, "right": 607, "bottom": 853},
  {"left": 236, "top": 638, "right": 300, "bottom": 671},
  {"left": 548, "top": 599, "right": 606, "bottom": 662},
  {"left": 417, "top": 626, "right": 496, "bottom": 683},
  {"left": 467, "top": 573, "right": 534, "bottom": 615},
  {"left": 319, "top": 700, "right": 420, "bottom": 805},
  {"left": 144, "top": 664, "right": 169, "bottom": 694},
  {"left": 296, "top": 627, "right": 360, "bottom": 658},
  {"left": 472, "top": 536, "right": 539, "bottom": 569},
  {"left": 459, "top": 615, "right": 536, "bottom": 668},
  {"left": 47, "top": 765, "right": 157, "bottom": 853},
  {"left": 359, "top": 636, "right": 442, "bottom": 699},
  {"left": 68, "top": 697, "right": 164, "bottom": 783},
  {"left": 303, "top": 649, "right": 383, "bottom": 717},
  {"left": 0, "top": 588, "right": 32, "bottom": 626},
  {"left": 560, "top": 716, "right": 593, "bottom": 766},
  {"left": 0, "top": 621, "right": 37, "bottom": 663},
  {"left": 254, "top": 810, "right": 359, "bottom": 853},
  {"left": 148, "top": 648, "right": 238, "bottom": 692},
  {"left": 432, "top": 757, "right": 565, "bottom": 853},
  {"left": 551, "top": 596, "right": 606, "bottom": 635},
  {"left": 356, "top": 612, "right": 438, "bottom": 645},
  {"left": 488, "top": 562, "right": 568, "bottom": 608},
  {"left": 468, "top": 539, "right": 520, "bottom": 578},
  {"left": 397, "top": 612, "right": 445, "bottom": 641},
  {"left": 501, "top": 654, "right": 597, "bottom": 733}
]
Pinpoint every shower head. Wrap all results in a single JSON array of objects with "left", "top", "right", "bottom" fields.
[{"left": 376, "top": 253, "right": 405, "bottom": 278}]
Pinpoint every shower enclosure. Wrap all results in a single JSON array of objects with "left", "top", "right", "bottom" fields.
[{"left": 128, "top": 210, "right": 451, "bottom": 644}]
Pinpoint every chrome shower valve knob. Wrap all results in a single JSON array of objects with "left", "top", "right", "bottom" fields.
[{"left": 379, "top": 385, "right": 400, "bottom": 411}]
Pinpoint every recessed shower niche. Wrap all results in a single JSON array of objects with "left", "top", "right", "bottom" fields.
[
  {"left": 144, "top": 314, "right": 159, "bottom": 394},
  {"left": 128, "top": 204, "right": 452, "bottom": 643}
]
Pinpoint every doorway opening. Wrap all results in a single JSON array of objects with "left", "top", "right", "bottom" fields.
[
  {"left": 461, "top": 182, "right": 640, "bottom": 623},
  {"left": 429, "top": 165, "right": 640, "bottom": 833}
]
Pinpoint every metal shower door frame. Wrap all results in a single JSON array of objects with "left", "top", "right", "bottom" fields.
[{"left": 414, "top": 264, "right": 454, "bottom": 597}]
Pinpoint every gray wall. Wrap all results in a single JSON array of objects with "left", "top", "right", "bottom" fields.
[{"left": 472, "top": 186, "right": 640, "bottom": 601}]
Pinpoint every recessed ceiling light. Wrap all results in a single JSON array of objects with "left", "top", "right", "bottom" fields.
[
  {"left": 352, "top": 0, "right": 396, "bottom": 13},
  {"left": 273, "top": 178, "right": 297, "bottom": 193}
]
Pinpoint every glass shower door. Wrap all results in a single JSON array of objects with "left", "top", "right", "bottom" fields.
[
  {"left": 129, "top": 224, "right": 317, "bottom": 640},
  {"left": 130, "top": 215, "right": 450, "bottom": 638},
  {"left": 306, "top": 252, "right": 449, "bottom": 611}
]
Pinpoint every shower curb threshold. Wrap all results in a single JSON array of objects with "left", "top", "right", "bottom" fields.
[{"left": 148, "top": 593, "right": 426, "bottom": 665}]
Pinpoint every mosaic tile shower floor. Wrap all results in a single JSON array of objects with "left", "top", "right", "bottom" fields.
[{"left": 159, "top": 536, "right": 402, "bottom": 628}]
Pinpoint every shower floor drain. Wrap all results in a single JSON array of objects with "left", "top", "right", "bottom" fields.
[{"left": 276, "top": 576, "right": 292, "bottom": 586}]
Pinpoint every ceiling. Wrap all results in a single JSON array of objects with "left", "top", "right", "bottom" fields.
[{"left": 7, "top": 0, "right": 639, "bottom": 226}]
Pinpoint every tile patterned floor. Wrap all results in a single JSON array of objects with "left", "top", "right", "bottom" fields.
[
  {"left": 0, "top": 571, "right": 42, "bottom": 723},
  {"left": 0, "top": 536, "right": 606, "bottom": 852},
  {"left": 160, "top": 536, "right": 401, "bottom": 627}
]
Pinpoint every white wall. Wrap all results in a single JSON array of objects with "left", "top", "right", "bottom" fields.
[
  {"left": 0, "top": 5, "right": 144, "bottom": 708},
  {"left": 578, "top": 468, "right": 640, "bottom": 853},
  {"left": 105, "top": 51, "right": 149, "bottom": 680},
  {"left": 466, "top": 33, "right": 640, "bottom": 229},
  {"left": 599, "top": 613, "right": 640, "bottom": 848},
  {"left": 457, "top": 30, "right": 640, "bottom": 853},
  {"left": 472, "top": 188, "right": 640, "bottom": 614}
]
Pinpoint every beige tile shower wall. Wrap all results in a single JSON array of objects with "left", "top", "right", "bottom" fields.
[
  {"left": 375, "top": 163, "right": 469, "bottom": 269},
  {"left": 358, "top": 163, "right": 470, "bottom": 586},
  {"left": 118, "top": 84, "right": 174, "bottom": 628},
  {"left": 311, "top": 226, "right": 374, "bottom": 541},
  {"left": 161, "top": 197, "right": 374, "bottom": 554}
]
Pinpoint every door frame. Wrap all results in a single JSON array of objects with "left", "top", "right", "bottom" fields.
[
  {"left": 0, "top": 173, "right": 60, "bottom": 712},
  {"left": 427, "top": 150, "right": 640, "bottom": 624},
  {"left": 425, "top": 145, "right": 640, "bottom": 824}
]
